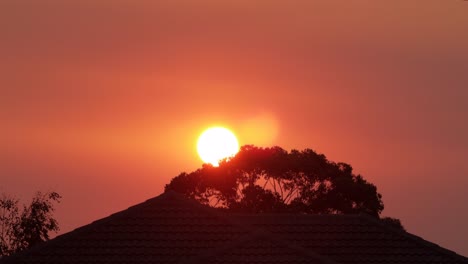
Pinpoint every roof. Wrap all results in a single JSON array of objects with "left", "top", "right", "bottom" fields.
[{"left": 1, "top": 191, "right": 467, "bottom": 264}]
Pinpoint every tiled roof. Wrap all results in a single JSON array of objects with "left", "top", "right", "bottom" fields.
[
  {"left": 1, "top": 191, "right": 467, "bottom": 264},
  {"left": 230, "top": 214, "right": 468, "bottom": 264},
  {"left": 187, "top": 230, "right": 337, "bottom": 264}
]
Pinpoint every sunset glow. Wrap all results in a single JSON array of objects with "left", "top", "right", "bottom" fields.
[
  {"left": 1, "top": 0, "right": 468, "bottom": 257},
  {"left": 197, "top": 127, "right": 239, "bottom": 166}
]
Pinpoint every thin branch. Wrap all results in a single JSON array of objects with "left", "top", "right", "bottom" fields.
[
  {"left": 213, "top": 196, "right": 222, "bottom": 207},
  {"left": 237, "top": 181, "right": 246, "bottom": 200},
  {"left": 278, "top": 179, "right": 284, "bottom": 200},
  {"left": 272, "top": 178, "right": 277, "bottom": 193},
  {"left": 263, "top": 178, "right": 270, "bottom": 189},
  {"left": 284, "top": 187, "right": 298, "bottom": 204}
]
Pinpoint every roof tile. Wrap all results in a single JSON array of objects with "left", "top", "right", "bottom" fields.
[{"left": 1, "top": 191, "right": 467, "bottom": 264}]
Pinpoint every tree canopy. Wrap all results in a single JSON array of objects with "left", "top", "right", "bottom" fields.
[
  {"left": 0, "top": 191, "right": 61, "bottom": 256},
  {"left": 166, "top": 145, "right": 385, "bottom": 218}
]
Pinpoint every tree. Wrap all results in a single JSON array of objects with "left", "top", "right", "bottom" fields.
[
  {"left": 166, "top": 145, "right": 392, "bottom": 220},
  {"left": 0, "top": 191, "right": 61, "bottom": 256},
  {"left": 0, "top": 196, "right": 18, "bottom": 256},
  {"left": 381, "top": 216, "right": 405, "bottom": 231}
]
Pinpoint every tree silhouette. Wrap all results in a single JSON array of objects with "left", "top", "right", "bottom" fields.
[
  {"left": 0, "top": 191, "right": 61, "bottom": 256},
  {"left": 166, "top": 145, "right": 401, "bottom": 228}
]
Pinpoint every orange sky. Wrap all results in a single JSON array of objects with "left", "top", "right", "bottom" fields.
[{"left": 1, "top": 0, "right": 468, "bottom": 256}]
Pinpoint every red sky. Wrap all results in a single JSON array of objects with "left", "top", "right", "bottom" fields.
[{"left": 1, "top": 0, "right": 468, "bottom": 256}]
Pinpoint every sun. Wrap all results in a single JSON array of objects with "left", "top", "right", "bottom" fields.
[{"left": 197, "top": 127, "right": 239, "bottom": 166}]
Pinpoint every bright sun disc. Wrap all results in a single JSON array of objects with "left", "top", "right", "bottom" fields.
[{"left": 197, "top": 127, "right": 239, "bottom": 166}]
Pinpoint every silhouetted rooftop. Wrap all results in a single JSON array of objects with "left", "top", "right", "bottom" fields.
[{"left": 2, "top": 191, "right": 467, "bottom": 264}]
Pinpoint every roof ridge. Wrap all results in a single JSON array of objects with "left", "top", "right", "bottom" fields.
[
  {"left": 359, "top": 214, "right": 468, "bottom": 262},
  {"left": 161, "top": 191, "right": 262, "bottom": 230}
]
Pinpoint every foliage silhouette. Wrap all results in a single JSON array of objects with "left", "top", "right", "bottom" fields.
[
  {"left": 0, "top": 191, "right": 61, "bottom": 256},
  {"left": 166, "top": 145, "right": 403, "bottom": 228},
  {"left": 381, "top": 216, "right": 405, "bottom": 230}
]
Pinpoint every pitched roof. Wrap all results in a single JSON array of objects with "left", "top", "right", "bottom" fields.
[
  {"left": 1, "top": 191, "right": 467, "bottom": 264},
  {"left": 230, "top": 214, "right": 468, "bottom": 264}
]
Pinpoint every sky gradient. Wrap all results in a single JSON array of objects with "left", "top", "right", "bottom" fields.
[{"left": 1, "top": 0, "right": 468, "bottom": 256}]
